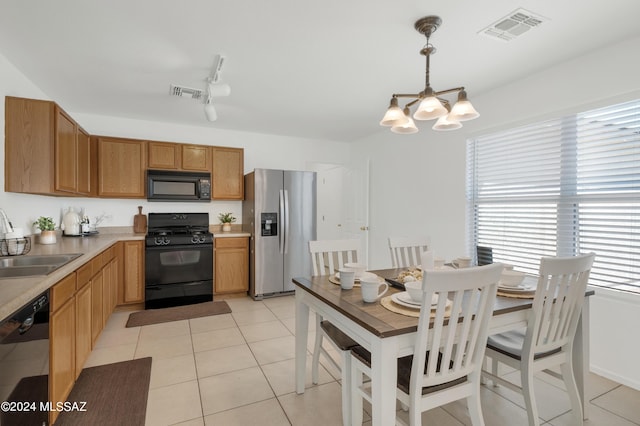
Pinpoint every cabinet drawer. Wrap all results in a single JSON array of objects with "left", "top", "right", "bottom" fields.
[
  {"left": 76, "top": 262, "right": 92, "bottom": 291},
  {"left": 51, "top": 273, "right": 77, "bottom": 311},
  {"left": 102, "top": 245, "right": 115, "bottom": 263},
  {"left": 91, "top": 255, "right": 104, "bottom": 277},
  {"left": 215, "top": 237, "right": 249, "bottom": 249}
]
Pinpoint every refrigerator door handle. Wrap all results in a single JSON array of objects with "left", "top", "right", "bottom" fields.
[
  {"left": 279, "top": 189, "right": 285, "bottom": 254},
  {"left": 283, "top": 189, "right": 290, "bottom": 254}
]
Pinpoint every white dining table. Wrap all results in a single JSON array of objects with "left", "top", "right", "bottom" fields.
[{"left": 293, "top": 270, "right": 592, "bottom": 426}]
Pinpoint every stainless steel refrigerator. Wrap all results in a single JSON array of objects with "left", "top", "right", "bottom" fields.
[{"left": 243, "top": 169, "right": 317, "bottom": 299}]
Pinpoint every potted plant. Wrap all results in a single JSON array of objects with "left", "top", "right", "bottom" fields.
[
  {"left": 33, "top": 216, "right": 57, "bottom": 244},
  {"left": 218, "top": 212, "right": 236, "bottom": 232}
]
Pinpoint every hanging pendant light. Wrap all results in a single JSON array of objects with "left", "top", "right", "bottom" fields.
[{"left": 380, "top": 16, "right": 478, "bottom": 134}]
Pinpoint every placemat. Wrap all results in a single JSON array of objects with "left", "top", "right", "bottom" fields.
[
  {"left": 380, "top": 295, "right": 453, "bottom": 318},
  {"left": 497, "top": 290, "right": 535, "bottom": 299}
]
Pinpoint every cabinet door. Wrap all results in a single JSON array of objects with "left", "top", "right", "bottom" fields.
[
  {"left": 215, "top": 237, "right": 249, "bottom": 294},
  {"left": 148, "top": 142, "right": 179, "bottom": 169},
  {"left": 182, "top": 144, "right": 211, "bottom": 171},
  {"left": 110, "top": 258, "right": 119, "bottom": 311},
  {"left": 91, "top": 270, "right": 103, "bottom": 345},
  {"left": 102, "top": 261, "right": 112, "bottom": 324},
  {"left": 5, "top": 97, "right": 55, "bottom": 194},
  {"left": 98, "top": 137, "right": 147, "bottom": 197},
  {"left": 76, "top": 128, "right": 91, "bottom": 195},
  {"left": 211, "top": 147, "right": 244, "bottom": 199},
  {"left": 75, "top": 282, "right": 92, "bottom": 379},
  {"left": 50, "top": 297, "right": 75, "bottom": 425},
  {"left": 122, "top": 240, "right": 144, "bottom": 303},
  {"left": 54, "top": 108, "right": 77, "bottom": 193}
]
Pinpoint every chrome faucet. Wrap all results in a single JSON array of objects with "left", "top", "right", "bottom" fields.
[{"left": 0, "top": 209, "right": 14, "bottom": 234}]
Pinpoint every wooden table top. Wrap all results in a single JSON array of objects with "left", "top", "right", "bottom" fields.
[{"left": 292, "top": 268, "right": 594, "bottom": 339}]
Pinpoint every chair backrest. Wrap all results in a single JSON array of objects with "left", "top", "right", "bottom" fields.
[
  {"left": 525, "top": 253, "right": 595, "bottom": 358},
  {"left": 476, "top": 245, "right": 493, "bottom": 266},
  {"left": 409, "top": 252, "right": 502, "bottom": 395},
  {"left": 388, "top": 236, "right": 431, "bottom": 268},
  {"left": 308, "top": 239, "right": 362, "bottom": 277}
]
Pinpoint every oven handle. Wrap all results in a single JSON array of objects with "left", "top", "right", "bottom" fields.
[{"left": 145, "top": 244, "right": 213, "bottom": 251}]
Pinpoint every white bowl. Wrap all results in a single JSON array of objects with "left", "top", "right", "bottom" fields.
[
  {"left": 404, "top": 280, "right": 423, "bottom": 303},
  {"left": 500, "top": 270, "right": 525, "bottom": 287},
  {"left": 344, "top": 262, "right": 366, "bottom": 279}
]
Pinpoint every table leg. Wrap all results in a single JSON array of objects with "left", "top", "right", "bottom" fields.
[
  {"left": 370, "top": 339, "right": 397, "bottom": 426},
  {"left": 574, "top": 297, "right": 590, "bottom": 420},
  {"left": 295, "top": 290, "right": 309, "bottom": 394}
]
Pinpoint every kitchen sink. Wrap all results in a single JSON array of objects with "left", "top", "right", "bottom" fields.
[{"left": 0, "top": 253, "right": 83, "bottom": 278}]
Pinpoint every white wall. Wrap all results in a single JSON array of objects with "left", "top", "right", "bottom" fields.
[
  {"left": 0, "top": 52, "right": 350, "bottom": 232},
  {"left": 352, "top": 35, "right": 640, "bottom": 389}
]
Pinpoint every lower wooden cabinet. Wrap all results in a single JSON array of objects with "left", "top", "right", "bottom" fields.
[
  {"left": 75, "top": 282, "right": 92, "bottom": 379},
  {"left": 90, "top": 269, "right": 103, "bottom": 346},
  {"left": 50, "top": 273, "right": 77, "bottom": 425},
  {"left": 119, "top": 240, "right": 144, "bottom": 304},
  {"left": 214, "top": 237, "right": 249, "bottom": 294}
]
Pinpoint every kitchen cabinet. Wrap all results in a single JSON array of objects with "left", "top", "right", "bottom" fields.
[
  {"left": 214, "top": 237, "right": 249, "bottom": 294},
  {"left": 50, "top": 273, "right": 77, "bottom": 425},
  {"left": 148, "top": 141, "right": 211, "bottom": 171},
  {"left": 119, "top": 240, "right": 144, "bottom": 304},
  {"left": 5, "top": 96, "right": 95, "bottom": 196},
  {"left": 91, "top": 270, "right": 103, "bottom": 346},
  {"left": 211, "top": 147, "right": 244, "bottom": 199},
  {"left": 97, "top": 136, "right": 147, "bottom": 197},
  {"left": 75, "top": 262, "right": 93, "bottom": 379}
]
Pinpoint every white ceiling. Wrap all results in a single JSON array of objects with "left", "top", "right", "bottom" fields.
[{"left": 1, "top": 0, "right": 640, "bottom": 142}]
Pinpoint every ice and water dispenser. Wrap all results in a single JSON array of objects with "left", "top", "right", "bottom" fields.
[{"left": 261, "top": 213, "right": 278, "bottom": 236}]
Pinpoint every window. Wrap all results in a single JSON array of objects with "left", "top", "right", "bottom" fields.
[{"left": 467, "top": 99, "right": 640, "bottom": 293}]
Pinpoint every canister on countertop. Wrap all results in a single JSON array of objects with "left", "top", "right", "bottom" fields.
[{"left": 134, "top": 206, "right": 147, "bottom": 234}]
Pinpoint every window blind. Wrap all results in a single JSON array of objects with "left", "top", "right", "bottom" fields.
[{"left": 467, "top": 99, "right": 640, "bottom": 292}]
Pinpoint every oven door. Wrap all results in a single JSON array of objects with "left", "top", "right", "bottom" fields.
[
  {"left": 145, "top": 244, "right": 214, "bottom": 309},
  {"left": 145, "top": 244, "right": 213, "bottom": 285}
]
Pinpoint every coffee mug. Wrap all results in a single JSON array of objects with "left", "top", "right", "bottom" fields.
[
  {"left": 456, "top": 257, "right": 472, "bottom": 268},
  {"left": 338, "top": 268, "right": 355, "bottom": 290},
  {"left": 360, "top": 278, "right": 388, "bottom": 303}
]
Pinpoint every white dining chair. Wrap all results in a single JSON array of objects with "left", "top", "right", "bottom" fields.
[
  {"left": 388, "top": 236, "right": 431, "bottom": 268},
  {"left": 308, "top": 239, "right": 361, "bottom": 426},
  {"left": 350, "top": 252, "right": 502, "bottom": 426},
  {"left": 482, "top": 253, "right": 595, "bottom": 426}
]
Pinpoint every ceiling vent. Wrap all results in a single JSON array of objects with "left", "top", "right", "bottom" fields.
[
  {"left": 169, "top": 85, "right": 204, "bottom": 100},
  {"left": 479, "top": 8, "right": 548, "bottom": 42}
]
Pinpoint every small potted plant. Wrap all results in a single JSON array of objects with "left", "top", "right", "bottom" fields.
[
  {"left": 218, "top": 212, "right": 236, "bottom": 232},
  {"left": 33, "top": 216, "right": 57, "bottom": 244}
]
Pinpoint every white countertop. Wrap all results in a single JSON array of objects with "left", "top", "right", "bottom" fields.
[{"left": 0, "top": 232, "right": 144, "bottom": 321}]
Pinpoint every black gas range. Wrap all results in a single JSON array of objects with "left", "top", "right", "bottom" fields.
[{"left": 145, "top": 213, "right": 214, "bottom": 309}]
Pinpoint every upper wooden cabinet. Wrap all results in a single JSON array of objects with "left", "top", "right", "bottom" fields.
[
  {"left": 96, "top": 136, "right": 147, "bottom": 198},
  {"left": 148, "top": 142, "right": 211, "bottom": 172},
  {"left": 212, "top": 147, "right": 244, "bottom": 200},
  {"left": 5, "top": 96, "right": 94, "bottom": 196}
]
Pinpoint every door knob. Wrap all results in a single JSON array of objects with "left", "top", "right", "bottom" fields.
[{"left": 360, "top": 226, "right": 369, "bottom": 231}]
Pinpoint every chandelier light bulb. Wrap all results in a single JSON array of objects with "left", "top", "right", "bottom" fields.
[
  {"left": 380, "top": 98, "right": 409, "bottom": 126},
  {"left": 449, "top": 90, "right": 480, "bottom": 121},
  {"left": 391, "top": 108, "right": 419, "bottom": 134}
]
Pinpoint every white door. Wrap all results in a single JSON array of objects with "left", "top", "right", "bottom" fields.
[
  {"left": 310, "top": 160, "right": 370, "bottom": 264},
  {"left": 340, "top": 158, "right": 370, "bottom": 265}
]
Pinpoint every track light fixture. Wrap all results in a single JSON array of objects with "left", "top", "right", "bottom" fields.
[{"left": 380, "top": 16, "right": 479, "bottom": 134}]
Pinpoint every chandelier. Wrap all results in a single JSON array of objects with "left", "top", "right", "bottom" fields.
[{"left": 380, "top": 16, "right": 479, "bottom": 134}]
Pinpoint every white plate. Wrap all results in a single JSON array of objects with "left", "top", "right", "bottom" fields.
[
  {"left": 498, "top": 283, "right": 535, "bottom": 292},
  {"left": 391, "top": 292, "right": 444, "bottom": 309},
  {"left": 334, "top": 271, "right": 378, "bottom": 282}
]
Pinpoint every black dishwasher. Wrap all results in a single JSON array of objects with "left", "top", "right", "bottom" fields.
[{"left": 0, "top": 290, "right": 50, "bottom": 426}]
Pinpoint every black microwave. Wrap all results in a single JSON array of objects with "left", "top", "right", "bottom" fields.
[{"left": 147, "top": 170, "right": 211, "bottom": 202}]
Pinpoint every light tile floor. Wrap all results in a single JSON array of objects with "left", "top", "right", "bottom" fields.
[{"left": 84, "top": 295, "right": 640, "bottom": 426}]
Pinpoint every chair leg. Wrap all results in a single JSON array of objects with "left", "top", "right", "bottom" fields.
[
  {"left": 340, "top": 350, "right": 352, "bottom": 426},
  {"left": 467, "top": 382, "right": 486, "bottom": 426},
  {"left": 560, "top": 360, "right": 584, "bottom": 425},
  {"left": 521, "top": 365, "right": 540, "bottom": 426},
  {"left": 491, "top": 357, "right": 499, "bottom": 387},
  {"left": 409, "top": 400, "right": 422, "bottom": 426},
  {"left": 311, "top": 313, "right": 323, "bottom": 384},
  {"left": 350, "top": 360, "right": 364, "bottom": 426}
]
